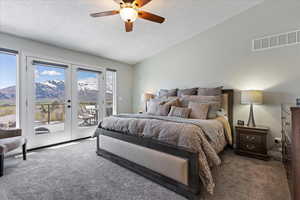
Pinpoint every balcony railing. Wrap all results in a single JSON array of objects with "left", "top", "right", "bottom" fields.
[
  {"left": 35, "top": 102, "right": 114, "bottom": 125},
  {"left": 0, "top": 101, "right": 114, "bottom": 129}
]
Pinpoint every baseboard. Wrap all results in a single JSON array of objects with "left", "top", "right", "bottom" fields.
[{"left": 28, "top": 137, "right": 92, "bottom": 152}]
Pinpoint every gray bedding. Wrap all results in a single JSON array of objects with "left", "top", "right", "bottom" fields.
[{"left": 96, "top": 114, "right": 229, "bottom": 194}]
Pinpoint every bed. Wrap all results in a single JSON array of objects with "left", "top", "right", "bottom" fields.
[{"left": 94, "top": 89, "right": 234, "bottom": 200}]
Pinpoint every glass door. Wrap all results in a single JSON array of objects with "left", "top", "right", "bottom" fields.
[
  {"left": 26, "top": 57, "right": 72, "bottom": 148},
  {"left": 26, "top": 58, "right": 104, "bottom": 148},
  {"left": 71, "top": 66, "right": 103, "bottom": 140}
]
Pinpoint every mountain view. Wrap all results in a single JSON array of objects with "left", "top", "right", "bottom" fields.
[
  {"left": 0, "top": 52, "right": 115, "bottom": 129},
  {"left": 0, "top": 80, "right": 112, "bottom": 104}
]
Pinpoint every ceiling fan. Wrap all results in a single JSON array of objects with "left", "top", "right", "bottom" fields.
[{"left": 90, "top": 0, "right": 165, "bottom": 32}]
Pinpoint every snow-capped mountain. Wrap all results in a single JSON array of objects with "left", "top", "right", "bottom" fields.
[
  {"left": 78, "top": 77, "right": 98, "bottom": 91},
  {"left": 0, "top": 79, "right": 111, "bottom": 103},
  {"left": 0, "top": 86, "right": 16, "bottom": 100},
  {"left": 35, "top": 80, "right": 65, "bottom": 100}
]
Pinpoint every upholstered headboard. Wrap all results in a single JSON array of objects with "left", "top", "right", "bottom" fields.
[
  {"left": 147, "top": 89, "right": 234, "bottom": 130},
  {"left": 221, "top": 89, "right": 234, "bottom": 131}
]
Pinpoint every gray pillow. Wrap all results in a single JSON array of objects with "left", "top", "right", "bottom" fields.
[
  {"left": 168, "top": 106, "right": 191, "bottom": 118},
  {"left": 158, "top": 89, "right": 177, "bottom": 97},
  {"left": 177, "top": 88, "right": 197, "bottom": 97},
  {"left": 180, "top": 95, "right": 222, "bottom": 107},
  {"left": 149, "top": 98, "right": 166, "bottom": 105},
  {"left": 207, "top": 102, "right": 221, "bottom": 119},
  {"left": 147, "top": 101, "right": 171, "bottom": 116},
  {"left": 197, "top": 86, "right": 223, "bottom": 96}
]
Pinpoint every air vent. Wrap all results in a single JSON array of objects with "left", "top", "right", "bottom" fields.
[{"left": 252, "top": 29, "right": 300, "bottom": 51}]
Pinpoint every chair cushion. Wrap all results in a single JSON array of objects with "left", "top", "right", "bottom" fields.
[{"left": 0, "top": 137, "right": 26, "bottom": 154}]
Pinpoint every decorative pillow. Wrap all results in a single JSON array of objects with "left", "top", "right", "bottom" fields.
[
  {"left": 165, "top": 98, "right": 181, "bottom": 107},
  {"left": 207, "top": 102, "right": 221, "bottom": 119},
  {"left": 168, "top": 106, "right": 191, "bottom": 118},
  {"left": 177, "top": 88, "right": 197, "bottom": 97},
  {"left": 197, "top": 86, "right": 223, "bottom": 96},
  {"left": 149, "top": 98, "right": 167, "bottom": 105},
  {"left": 188, "top": 102, "right": 209, "bottom": 119},
  {"left": 158, "top": 89, "right": 178, "bottom": 97},
  {"left": 147, "top": 101, "right": 170, "bottom": 116},
  {"left": 180, "top": 95, "right": 222, "bottom": 107}
]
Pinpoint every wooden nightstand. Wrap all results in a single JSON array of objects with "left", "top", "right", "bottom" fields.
[{"left": 235, "top": 125, "right": 269, "bottom": 160}]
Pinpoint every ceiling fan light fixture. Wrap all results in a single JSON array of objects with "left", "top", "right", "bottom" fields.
[{"left": 120, "top": 7, "right": 138, "bottom": 22}]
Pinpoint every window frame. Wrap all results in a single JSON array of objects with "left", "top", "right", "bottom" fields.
[
  {"left": 106, "top": 68, "right": 117, "bottom": 116},
  {"left": 0, "top": 47, "right": 20, "bottom": 128}
]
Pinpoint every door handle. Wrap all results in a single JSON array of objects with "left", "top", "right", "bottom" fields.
[
  {"left": 67, "top": 105, "right": 71, "bottom": 108},
  {"left": 67, "top": 100, "right": 71, "bottom": 103}
]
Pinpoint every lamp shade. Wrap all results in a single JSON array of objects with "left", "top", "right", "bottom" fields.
[
  {"left": 241, "top": 90, "right": 263, "bottom": 105},
  {"left": 144, "top": 93, "right": 155, "bottom": 101}
]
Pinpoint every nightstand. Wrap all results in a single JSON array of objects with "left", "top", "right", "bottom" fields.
[{"left": 235, "top": 125, "right": 269, "bottom": 160}]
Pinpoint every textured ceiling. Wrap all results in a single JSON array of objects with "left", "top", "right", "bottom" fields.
[{"left": 0, "top": 0, "right": 264, "bottom": 64}]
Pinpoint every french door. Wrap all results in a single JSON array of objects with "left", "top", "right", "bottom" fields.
[
  {"left": 71, "top": 66, "right": 104, "bottom": 140},
  {"left": 26, "top": 57, "right": 103, "bottom": 148}
]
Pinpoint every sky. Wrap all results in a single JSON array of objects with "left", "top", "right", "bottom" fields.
[
  {"left": 0, "top": 52, "right": 113, "bottom": 92},
  {"left": 35, "top": 66, "right": 99, "bottom": 83},
  {"left": 35, "top": 65, "right": 65, "bottom": 83},
  {"left": 0, "top": 53, "right": 17, "bottom": 89}
]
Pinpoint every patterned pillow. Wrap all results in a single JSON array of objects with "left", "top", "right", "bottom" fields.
[
  {"left": 168, "top": 106, "right": 191, "bottom": 118},
  {"left": 177, "top": 88, "right": 197, "bottom": 97},
  {"left": 147, "top": 101, "right": 171, "bottom": 116},
  {"left": 188, "top": 102, "right": 210, "bottom": 119},
  {"left": 165, "top": 98, "right": 181, "bottom": 107},
  {"left": 197, "top": 86, "right": 223, "bottom": 96},
  {"left": 158, "top": 89, "right": 178, "bottom": 97}
]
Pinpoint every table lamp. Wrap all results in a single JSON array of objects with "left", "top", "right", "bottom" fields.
[
  {"left": 144, "top": 93, "right": 155, "bottom": 112},
  {"left": 241, "top": 90, "right": 263, "bottom": 127}
]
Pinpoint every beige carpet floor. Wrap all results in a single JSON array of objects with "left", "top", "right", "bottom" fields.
[
  {"left": 0, "top": 139, "right": 290, "bottom": 200},
  {"left": 201, "top": 150, "right": 290, "bottom": 200}
]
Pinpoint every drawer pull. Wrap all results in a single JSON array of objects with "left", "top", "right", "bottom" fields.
[
  {"left": 246, "top": 136, "right": 256, "bottom": 141},
  {"left": 246, "top": 144, "right": 256, "bottom": 150}
]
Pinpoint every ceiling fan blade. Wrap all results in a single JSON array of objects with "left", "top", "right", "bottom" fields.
[
  {"left": 134, "top": 0, "right": 152, "bottom": 7},
  {"left": 113, "top": 0, "right": 124, "bottom": 5},
  {"left": 113, "top": 0, "right": 135, "bottom": 5},
  {"left": 90, "top": 10, "right": 119, "bottom": 18},
  {"left": 138, "top": 11, "right": 165, "bottom": 23},
  {"left": 125, "top": 21, "right": 133, "bottom": 32},
  {"left": 123, "top": 0, "right": 135, "bottom": 3}
]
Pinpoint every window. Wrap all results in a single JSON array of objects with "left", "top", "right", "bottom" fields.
[
  {"left": 0, "top": 48, "right": 18, "bottom": 128},
  {"left": 33, "top": 62, "right": 67, "bottom": 134},
  {"left": 106, "top": 69, "right": 117, "bottom": 116}
]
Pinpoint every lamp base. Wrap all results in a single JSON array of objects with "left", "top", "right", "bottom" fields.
[{"left": 247, "top": 104, "right": 256, "bottom": 127}]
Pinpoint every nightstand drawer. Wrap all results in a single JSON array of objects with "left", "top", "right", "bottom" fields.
[
  {"left": 240, "top": 133, "right": 262, "bottom": 144},
  {"left": 240, "top": 142, "right": 264, "bottom": 153},
  {"left": 235, "top": 125, "right": 269, "bottom": 160}
]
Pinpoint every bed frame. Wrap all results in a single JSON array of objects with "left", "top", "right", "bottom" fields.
[{"left": 96, "top": 89, "right": 234, "bottom": 200}]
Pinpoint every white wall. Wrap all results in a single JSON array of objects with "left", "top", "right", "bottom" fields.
[
  {"left": 0, "top": 32, "right": 133, "bottom": 115},
  {"left": 133, "top": 0, "right": 300, "bottom": 148}
]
